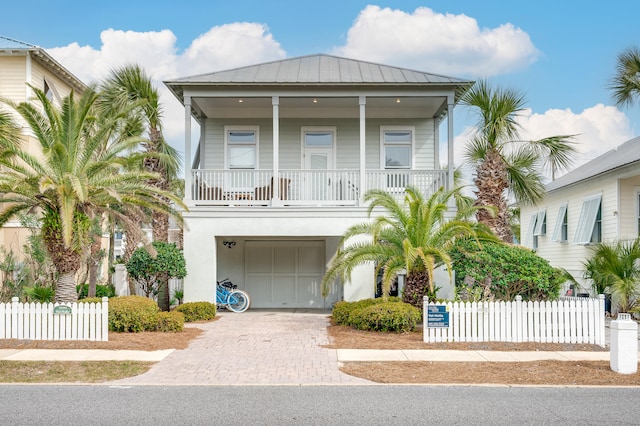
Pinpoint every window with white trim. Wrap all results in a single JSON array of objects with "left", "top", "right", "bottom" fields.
[
  {"left": 552, "top": 203, "right": 568, "bottom": 242},
  {"left": 525, "top": 213, "right": 538, "bottom": 249},
  {"left": 381, "top": 127, "right": 413, "bottom": 189},
  {"left": 226, "top": 129, "right": 257, "bottom": 169},
  {"left": 573, "top": 195, "right": 602, "bottom": 244},
  {"left": 533, "top": 210, "right": 547, "bottom": 236}
]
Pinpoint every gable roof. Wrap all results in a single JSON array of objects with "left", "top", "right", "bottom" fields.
[
  {"left": 546, "top": 136, "right": 640, "bottom": 192},
  {"left": 0, "top": 35, "right": 86, "bottom": 93}
]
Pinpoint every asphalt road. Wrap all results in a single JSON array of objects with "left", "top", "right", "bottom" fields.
[{"left": 2, "top": 385, "right": 639, "bottom": 425}]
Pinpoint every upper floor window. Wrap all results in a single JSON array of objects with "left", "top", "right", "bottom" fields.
[
  {"left": 533, "top": 210, "right": 547, "bottom": 237},
  {"left": 552, "top": 203, "right": 568, "bottom": 243},
  {"left": 226, "top": 127, "right": 258, "bottom": 169},
  {"left": 381, "top": 128, "right": 413, "bottom": 169},
  {"left": 574, "top": 194, "right": 602, "bottom": 245},
  {"left": 525, "top": 213, "right": 538, "bottom": 249}
]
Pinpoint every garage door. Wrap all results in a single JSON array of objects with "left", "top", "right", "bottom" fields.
[{"left": 244, "top": 241, "right": 325, "bottom": 308}]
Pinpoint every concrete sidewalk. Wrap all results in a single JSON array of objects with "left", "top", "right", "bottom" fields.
[{"left": 0, "top": 347, "right": 620, "bottom": 363}]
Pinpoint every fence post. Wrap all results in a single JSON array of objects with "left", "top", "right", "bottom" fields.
[
  {"left": 515, "top": 296, "right": 523, "bottom": 342},
  {"left": 11, "top": 297, "right": 19, "bottom": 339},
  {"left": 101, "top": 297, "right": 109, "bottom": 342}
]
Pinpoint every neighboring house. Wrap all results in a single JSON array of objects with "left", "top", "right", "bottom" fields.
[
  {"left": 0, "top": 36, "right": 85, "bottom": 256},
  {"left": 0, "top": 36, "right": 110, "bottom": 283},
  {"left": 165, "top": 54, "right": 472, "bottom": 308},
  {"left": 520, "top": 135, "right": 640, "bottom": 292}
]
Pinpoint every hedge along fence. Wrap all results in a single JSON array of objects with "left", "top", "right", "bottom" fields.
[
  {"left": 0, "top": 297, "right": 109, "bottom": 341},
  {"left": 424, "top": 295, "right": 606, "bottom": 347}
]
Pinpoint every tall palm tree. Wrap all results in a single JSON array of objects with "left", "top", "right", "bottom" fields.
[
  {"left": 460, "top": 80, "right": 577, "bottom": 243},
  {"left": 609, "top": 46, "right": 640, "bottom": 108},
  {"left": 99, "top": 64, "right": 182, "bottom": 311},
  {"left": 321, "top": 186, "right": 496, "bottom": 307},
  {"left": 0, "top": 87, "right": 184, "bottom": 303},
  {"left": 584, "top": 239, "right": 640, "bottom": 313}
]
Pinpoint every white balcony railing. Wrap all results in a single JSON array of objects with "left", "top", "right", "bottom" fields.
[{"left": 191, "top": 169, "right": 448, "bottom": 206}]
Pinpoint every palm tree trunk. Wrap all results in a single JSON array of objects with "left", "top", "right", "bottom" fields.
[
  {"left": 123, "top": 229, "right": 141, "bottom": 296},
  {"left": 55, "top": 271, "right": 78, "bottom": 303},
  {"left": 402, "top": 269, "right": 431, "bottom": 307},
  {"left": 474, "top": 149, "right": 513, "bottom": 243},
  {"left": 88, "top": 236, "right": 102, "bottom": 297}
]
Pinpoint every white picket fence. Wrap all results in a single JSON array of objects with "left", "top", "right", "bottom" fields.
[
  {"left": 424, "top": 295, "right": 606, "bottom": 347},
  {"left": 0, "top": 297, "right": 109, "bottom": 341}
]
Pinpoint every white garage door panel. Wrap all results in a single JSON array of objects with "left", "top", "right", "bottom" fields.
[{"left": 245, "top": 241, "right": 325, "bottom": 308}]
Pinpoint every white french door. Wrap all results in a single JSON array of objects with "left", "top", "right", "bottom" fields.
[{"left": 303, "top": 128, "right": 335, "bottom": 201}]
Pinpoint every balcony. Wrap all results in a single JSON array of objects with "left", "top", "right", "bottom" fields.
[{"left": 191, "top": 169, "right": 448, "bottom": 207}]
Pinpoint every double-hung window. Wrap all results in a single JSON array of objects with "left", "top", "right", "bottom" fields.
[
  {"left": 551, "top": 203, "right": 568, "bottom": 242},
  {"left": 381, "top": 127, "right": 413, "bottom": 189},
  {"left": 573, "top": 194, "right": 602, "bottom": 244},
  {"left": 225, "top": 127, "right": 258, "bottom": 190}
]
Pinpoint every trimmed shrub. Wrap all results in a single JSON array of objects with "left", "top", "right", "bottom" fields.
[
  {"left": 108, "top": 296, "right": 159, "bottom": 332},
  {"left": 154, "top": 311, "right": 185, "bottom": 332},
  {"left": 77, "top": 284, "right": 116, "bottom": 299},
  {"left": 175, "top": 302, "right": 217, "bottom": 322},
  {"left": 450, "top": 239, "right": 564, "bottom": 301},
  {"left": 349, "top": 302, "right": 421, "bottom": 333},
  {"left": 332, "top": 297, "right": 402, "bottom": 326}
]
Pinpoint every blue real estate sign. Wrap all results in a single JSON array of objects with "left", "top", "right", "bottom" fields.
[{"left": 427, "top": 304, "right": 449, "bottom": 328}]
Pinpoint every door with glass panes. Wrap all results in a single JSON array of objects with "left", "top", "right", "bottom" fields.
[{"left": 303, "top": 129, "right": 335, "bottom": 201}]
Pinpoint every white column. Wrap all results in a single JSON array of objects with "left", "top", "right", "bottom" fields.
[
  {"left": 610, "top": 313, "right": 638, "bottom": 374},
  {"left": 447, "top": 97, "right": 455, "bottom": 192},
  {"left": 272, "top": 96, "right": 280, "bottom": 203},
  {"left": 184, "top": 96, "right": 193, "bottom": 205},
  {"left": 359, "top": 96, "right": 366, "bottom": 205}
]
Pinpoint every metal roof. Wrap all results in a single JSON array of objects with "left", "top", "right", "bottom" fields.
[
  {"left": 167, "top": 54, "right": 471, "bottom": 86},
  {"left": 546, "top": 136, "right": 640, "bottom": 192}
]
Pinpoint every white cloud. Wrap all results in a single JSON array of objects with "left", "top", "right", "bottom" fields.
[
  {"left": 332, "top": 5, "right": 540, "bottom": 77},
  {"left": 46, "top": 25, "right": 286, "bottom": 157}
]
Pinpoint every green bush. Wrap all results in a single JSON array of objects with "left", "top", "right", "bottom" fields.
[
  {"left": 77, "top": 284, "right": 116, "bottom": 299},
  {"left": 450, "top": 239, "right": 564, "bottom": 301},
  {"left": 348, "top": 302, "right": 421, "bottom": 333},
  {"left": 332, "top": 297, "right": 402, "bottom": 326},
  {"left": 108, "top": 296, "right": 159, "bottom": 332},
  {"left": 154, "top": 311, "right": 185, "bottom": 332},
  {"left": 175, "top": 302, "right": 217, "bottom": 322}
]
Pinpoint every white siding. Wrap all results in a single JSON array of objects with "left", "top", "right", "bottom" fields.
[
  {"left": 201, "top": 117, "right": 436, "bottom": 170},
  {"left": 0, "top": 56, "right": 27, "bottom": 103},
  {"left": 618, "top": 176, "right": 640, "bottom": 240},
  {"left": 522, "top": 174, "right": 619, "bottom": 285}
]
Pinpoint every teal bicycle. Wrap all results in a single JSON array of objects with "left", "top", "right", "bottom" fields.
[{"left": 216, "top": 278, "right": 250, "bottom": 313}]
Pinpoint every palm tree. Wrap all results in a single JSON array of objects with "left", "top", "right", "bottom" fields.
[
  {"left": 321, "top": 186, "right": 496, "bottom": 307},
  {"left": 99, "top": 64, "right": 182, "bottom": 311},
  {"left": 460, "top": 80, "right": 577, "bottom": 243},
  {"left": 609, "top": 46, "right": 640, "bottom": 108},
  {"left": 0, "top": 87, "right": 184, "bottom": 303},
  {"left": 584, "top": 239, "right": 640, "bottom": 313}
]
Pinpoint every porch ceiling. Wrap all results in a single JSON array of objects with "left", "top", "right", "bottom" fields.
[{"left": 192, "top": 96, "right": 446, "bottom": 119}]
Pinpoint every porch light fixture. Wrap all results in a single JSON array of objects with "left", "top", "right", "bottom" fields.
[
  {"left": 223, "top": 240, "right": 236, "bottom": 249},
  {"left": 238, "top": 99, "right": 244, "bottom": 103},
  {"left": 313, "top": 98, "right": 318, "bottom": 103},
  {"left": 395, "top": 98, "right": 401, "bottom": 103}
]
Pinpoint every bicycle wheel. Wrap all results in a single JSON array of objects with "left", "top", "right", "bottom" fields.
[{"left": 226, "top": 289, "right": 250, "bottom": 313}]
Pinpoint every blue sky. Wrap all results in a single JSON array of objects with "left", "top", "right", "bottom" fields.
[{"left": 2, "top": 1, "right": 639, "bottom": 172}]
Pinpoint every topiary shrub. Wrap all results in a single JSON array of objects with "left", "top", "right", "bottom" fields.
[
  {"left": 332, "top": 297, "right": 403, "bottom": 326},
  {"left": 348, "top": 302, "right": 421, "bottom": 332},
  {"left": 450, "top": 239, "right": 564, "bottom": 301},
  {"left": 154, "top": 311, "right": 185, "bottom": 332},
  {"left": 108, "top": 296, "right": 159, "bottom": 332},
  {"left": 175, "top": 302, "right": 217, "bottom": 322}
]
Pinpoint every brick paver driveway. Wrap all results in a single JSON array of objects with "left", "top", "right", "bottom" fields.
[{"left": 112, "top": 309, "right": 370, "bottom": 386}]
